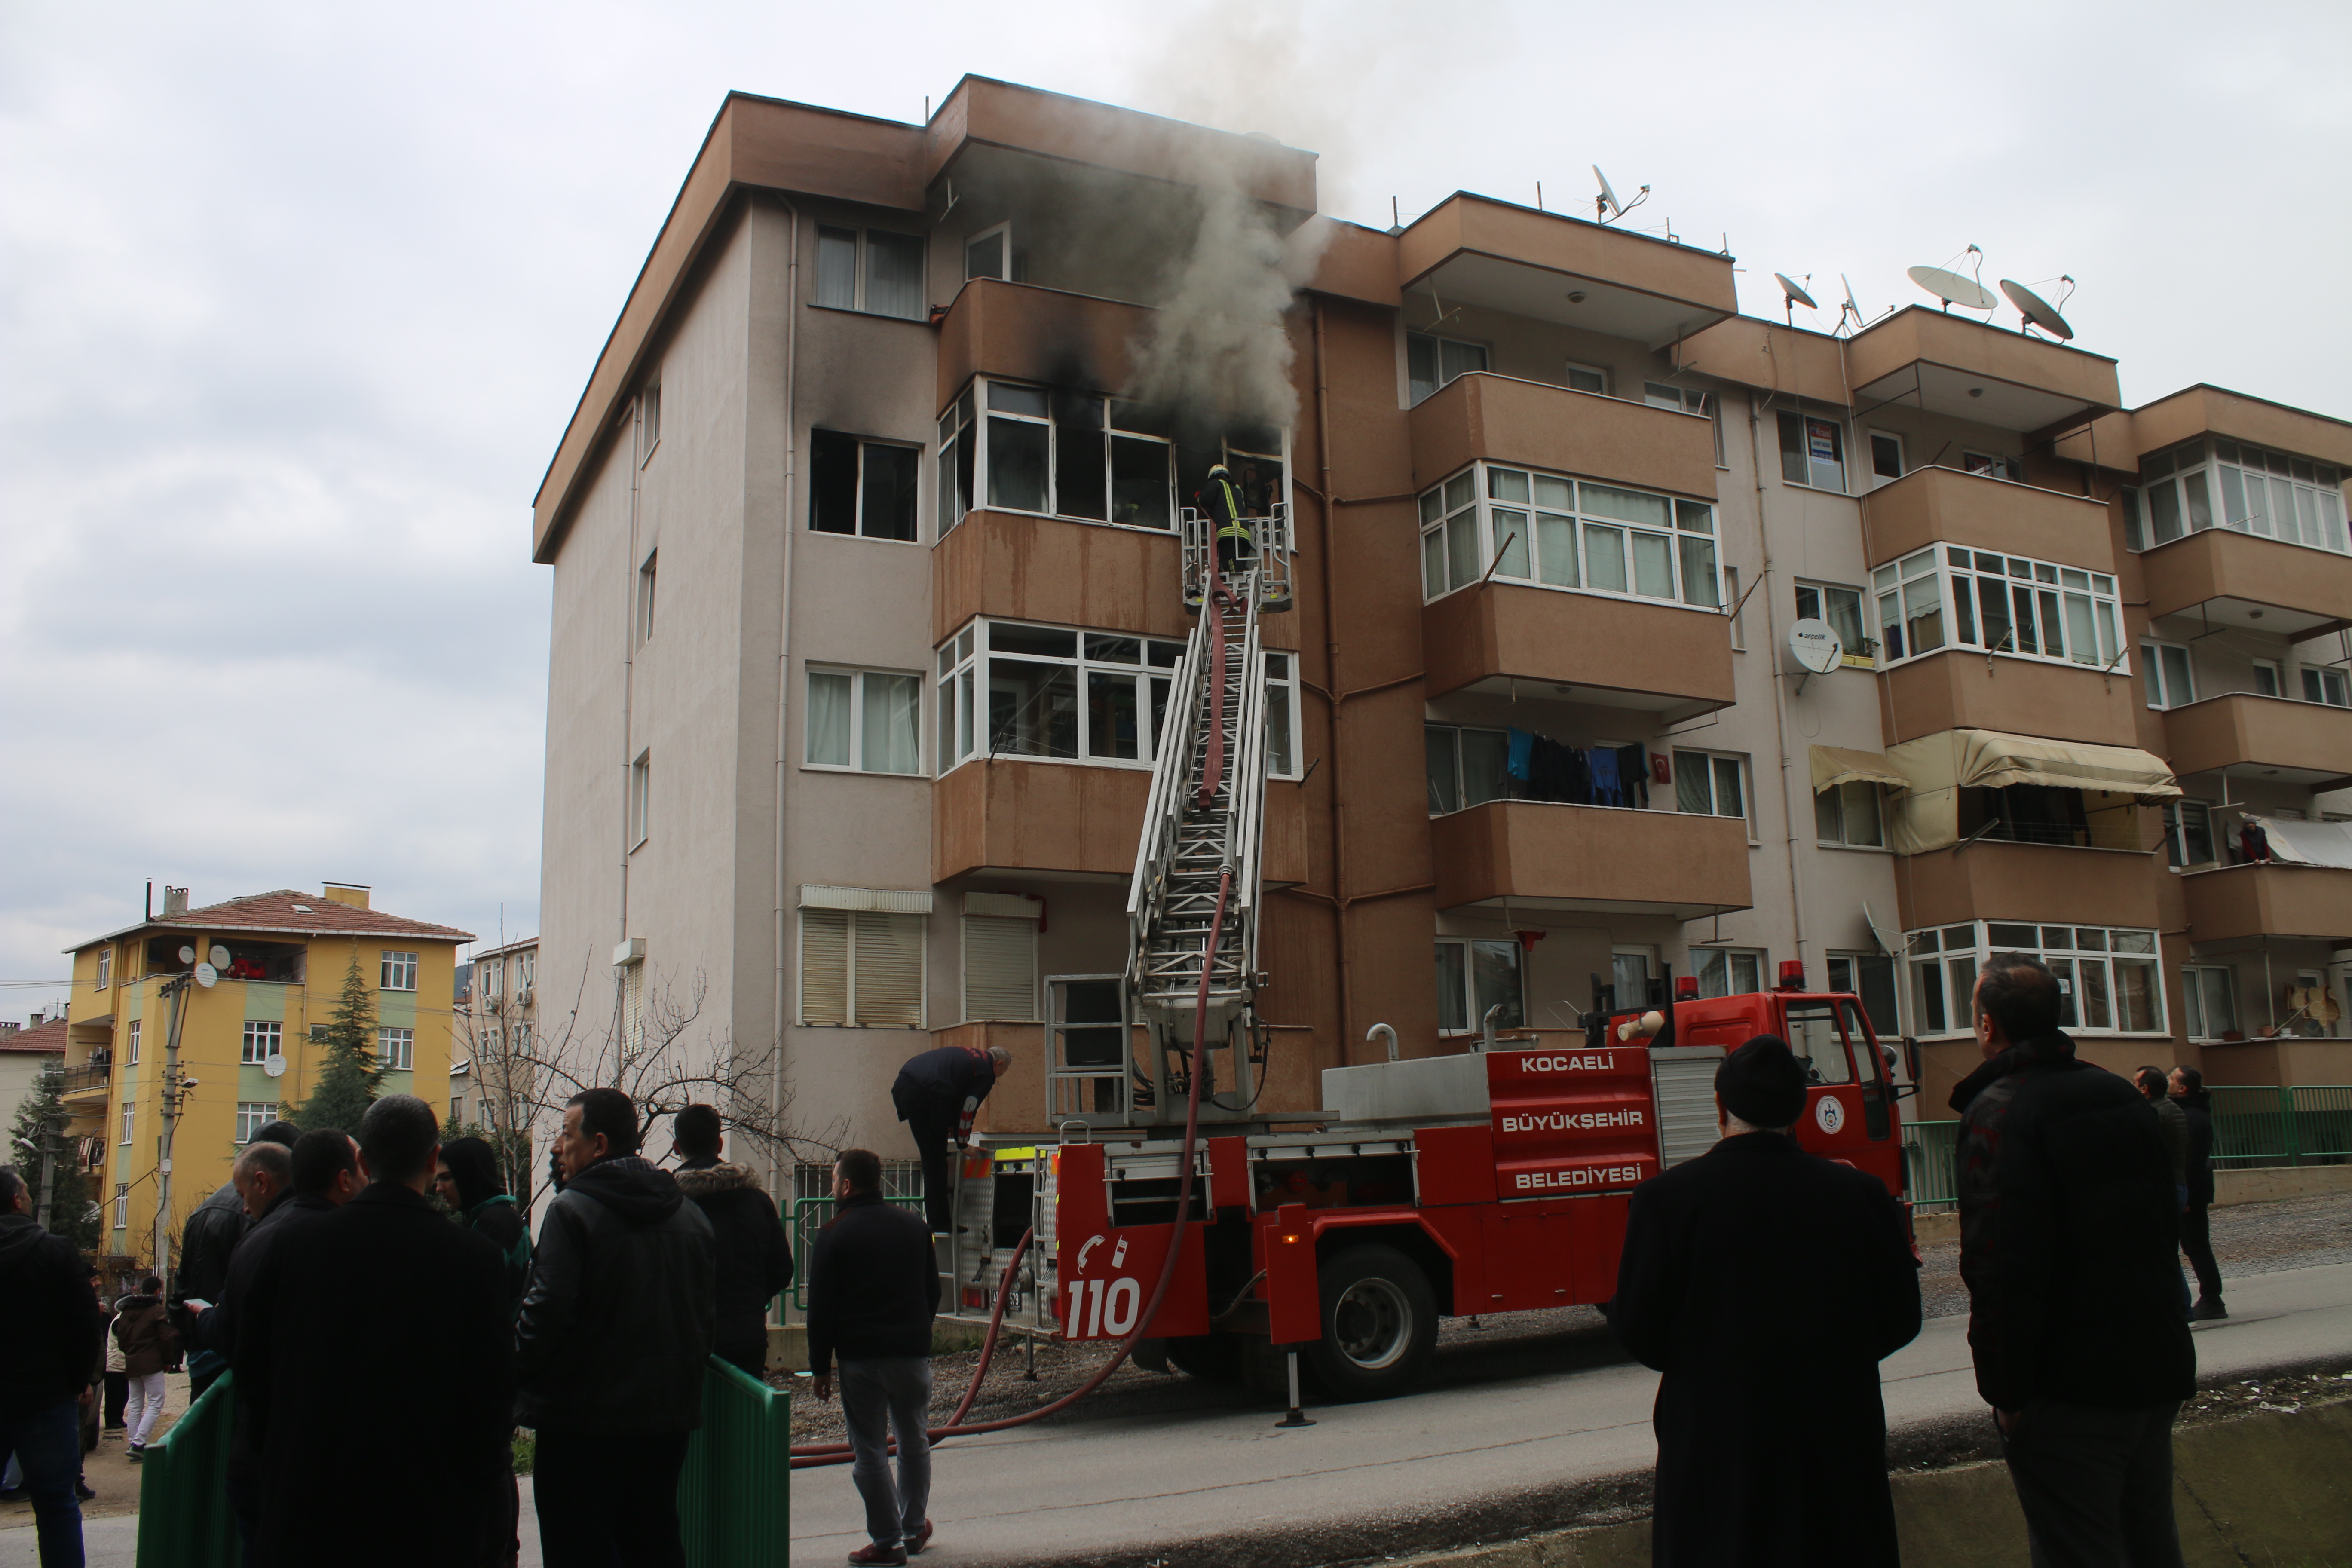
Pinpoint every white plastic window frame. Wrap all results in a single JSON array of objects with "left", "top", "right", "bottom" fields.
[
  {"left": 636, "top": 550, "right": 656, "bottom": 645},
  {"left": 2139, "top": 435, "right": 2349, "bottom": 556},
  {"left": 638, "top": 386, "right": 660, "bottom": 467},
  {"left": 1564, "top": 360, "right": 1610, "bottom": 395},
  {"left": 629, "top": 751, "right": 651, "bottom": 849},
  {"left": 1673, "top": 748, "right": 1755, "bottom": 839},
  {"left": 1692, "top": 947, "right": 1767, "bottom": 998},
  {"left": 934, "top": 618, "right": 1187, "bottom": 776},
  {"left": 380, "top": 951, "right": 418, "bottom": 992},
  {"left": 1871, "top": 545, "right": 2125, "bottom": 674},
  {"left": 1406, "top": 331, "right": 1491, "bottom": 407},
  {"left": 95, "top": 948, "right": 110, "bottom": 989},
  {"left": 1434, "top": 935, "right": 1525, "bottom": 1036},
  {"left": 964, "top": 221, "right": 1014, "bottom": 282},
  {"left": 1416, "top": 461, "right": 1720, "bottom": 612},
  {"left": 1261, "top": 649, "right": 1302, "bottom": 781},
  {"left": 378, "top": 1028, "right": 415, "bottom": 1071},
  {"left": 803, "top": 665, "right": 925, "bottom": 776},
  {"left": 815, "top": 224, "right": 928, "bottom": 319},
  {"left": 240, "top": 1020, "right": 280, "bottom": 1065},
  {"left": 1903, "top": 921, "right": 2166, "bottom": 1039},
  {"left": 2162, "top": 798, "right": 2218, "bottom": 868},
  {"left": 1793, "top": 579, "right": 1874, "bottom": 667},
  {"left": 2180, "top": 965, "right": 2239, "bottom": 1041},
  {"left": 1777, "top": 407, "right": 1849, "bottom": 493},
  {"left": 1866, "top": 429, "right": 1906, "bottom": 489},
  {"left": 2305, "top": 665, "right": 2352, "bottom": 708},
  {"left": 2140, "top": 640, "right": 2196, "bottom": 709},
  {"left": 1814, "top": 779, "right": 1890, "bottom": 851}
]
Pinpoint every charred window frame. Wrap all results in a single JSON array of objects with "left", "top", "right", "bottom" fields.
[{"left": 810, "top": 430, "right": 922, "bottom": 542}]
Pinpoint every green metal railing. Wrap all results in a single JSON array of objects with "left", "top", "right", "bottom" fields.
[
  {"left": 136, "top": 1360, "right": 788, "bottom": 1568},
  {"left": 1902, "top": 1119, "right": 1961, "bottom": 1212},
  {"left": 134, "top": 1373, "right": 239, "bottom": 1568},
  {"left": 790, "top": 1194, "right": 926, "bottom": 1310}
]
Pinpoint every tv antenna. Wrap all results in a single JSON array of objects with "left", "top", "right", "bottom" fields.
[
  {"left": 1906, "top": 245, "right": 1997, "bottom": 312},
  {"left": 1593, "top": 165, "right": 1648, "bottom": 224},
  {"left": 1999, "top": 276, "right": 2076, "bottom": 340},
  {"left": 1774, "top": 272, "right": 1817, "bottom": 325}
]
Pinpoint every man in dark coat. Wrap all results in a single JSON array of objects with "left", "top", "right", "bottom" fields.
[
  {"left": 1952, "top": 955, "right": 2194, "bottom": 1567},
  {"left": 2168, "top": 1066, "right": 2224, "bottom": 1319},
  {"left": 0, "top": 1164, "right": 103, "bottom": 1567},
  {"left": 178, "top": 1120, "right": 300, "bottom": 1399},
  {"left": 891, "top": 1043, "right": 1008, "bottom": 1233},
  {"left": 516, "top": 1087, "right": 716, "bottom": 1568},
  {"left": 256, "top": 1099, "right": 514, "bottom": 1568},
  {"left": 1608, "top": 1036, "right": 1921, "bottom": 1567},
  {"left": 671, "top": 1103, "right": 793, "bottom": 1378}
]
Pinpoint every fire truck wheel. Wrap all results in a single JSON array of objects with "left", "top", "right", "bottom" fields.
[
  {"left": 1164, "top": 1332, "right": 1246, "bottom": 1383},
  {"left": 1305, "top": 1245, "right": 1437, "bottom": 1401}
]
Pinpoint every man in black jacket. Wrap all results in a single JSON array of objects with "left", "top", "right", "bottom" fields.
[
  {"left": 0, "top": 1164, "right": 102, "bottom": 1568},
  {"left": 671, "top": 1103, "right": 793, "bottom": 1378},
  {"left": 178, "top": 1119, "right": 300, "bottom": 1398},
  {"left": 891, "top": 1043, "right": 1008, "bottom": 1233},
  {"left": 1609, "top": 1037, "right": 1921, "bottom": 1567},
  {"left": 257, "top": 1100, "right": 512, "bottom": 1568},
  {"left": 809, "top": 1148, "right": 941, "bottom": 1567},
  {"left": 517, "top": 1088, "right": 715, "bottom": 1568},
  {"left": 1953, "top": 955, "right": 2194, "bottom": 1567},
  {"left": 2168, "top": 1066, "right": 2224, "bottom": 1319}
]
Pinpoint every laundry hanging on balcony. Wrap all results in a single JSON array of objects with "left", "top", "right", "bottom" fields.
[
  {"left": 1503, "top": 727, "right": 1652, "bottom": 809},
  {"left": 1882, "top": 729, "right": 2179, "bottom": 853}
]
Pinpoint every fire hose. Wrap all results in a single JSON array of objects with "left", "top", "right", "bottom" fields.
[{"left": 791, "top": 582, "right": 1242, "bottom": 1468}]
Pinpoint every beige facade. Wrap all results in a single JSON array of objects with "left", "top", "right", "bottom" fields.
[{"left": 532, "top": 79, "right": 2352, "bottom": 1175}]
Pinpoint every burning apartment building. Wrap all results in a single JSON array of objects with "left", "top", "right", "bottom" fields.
[{"left": 528, "top": 77, "right": 2352, "bottom": 1186}]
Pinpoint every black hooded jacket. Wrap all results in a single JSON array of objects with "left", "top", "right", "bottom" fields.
[
  {"left": 674, "top": 1159, "right": 793, "bottom": 1353},
  {"left": 2176, "top": 1089, "right": 2216, "bottom": 1207},
  {"left": 1950, "top": 1031, "right": 2195, "bottom": 1412},
  {"left": 0, "top": 1212, "right": 103, "bottom": 1419},
  {"left": 514, "top": 1155, "right": 716, "bottom": 1433}
]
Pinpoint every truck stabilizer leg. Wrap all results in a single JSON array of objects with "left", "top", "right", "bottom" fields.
[{"left": 1276, "top": 1350, "right": 1314, "bottom": 1429}]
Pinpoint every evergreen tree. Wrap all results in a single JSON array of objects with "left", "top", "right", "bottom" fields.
[
  {"left": 295, "top": 955, "right": 385, "bottom": 1133},
  {"left": 9, "top": 1065, "right": 99, "bottom": 1248}
]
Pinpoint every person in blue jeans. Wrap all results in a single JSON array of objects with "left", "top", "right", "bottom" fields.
[{"left": 0, "top": 1164, "right": 104, "bottom": 1567}]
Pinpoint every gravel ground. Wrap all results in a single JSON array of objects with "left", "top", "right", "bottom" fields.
[{"left": 786, "top": 1192, "right": 2351, "bottom": 1448}]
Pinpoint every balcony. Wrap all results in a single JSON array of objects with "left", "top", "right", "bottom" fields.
[
  {"left": 1879, "top": 651, "right": 2140, "bottom": 748},
  {"left": 52, "top": 1062, "right": 111, "bottom": 1098},
  {"left": 1409, "top": 372, "right": 1718, "bottom": 502},
  {"left": 934, "top": 760, "right": 1308, "bottom": 886},
  {"left": 1396, "top": 194, "right": 1736, "bottom": 350},
  {"left": 932, "top": 508, "right": 1196, "bottom": 647},
  {"left": 2182, "top": 861, "right": 2352, "bottom": 944},
  {"left": 2065, "top": 384, "right": 2352, "bottom": 475},
  {"left": 934, "top": 278, "right": 1153, "bottom": 412},
  {"left": 1423, "top": 580, "right": 1734, "bottom": 720},
  {"left": 2162, "top": 693, "right": 2352, "bottom": 786},
  {"left": 1894, "top": 841, "right": 2162, "bottom": 932},
  {"left": 1429, "top": 800, "right": 1752, "bottom": 919},
  {"left": 1864, "top": 465, "right": 2114, "bottom": 573},
  {"left": 1844, "top": 308, "right": 2119, "bottom": 432},
  {"left": 2140, "top": 528, "right": 2352, "bottom": 635}
]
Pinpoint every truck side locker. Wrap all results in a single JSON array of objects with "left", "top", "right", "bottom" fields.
[{"left": 1262, "top": 1203, "right": 1319, "bottom": 1344}]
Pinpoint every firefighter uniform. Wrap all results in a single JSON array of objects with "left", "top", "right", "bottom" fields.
[{"left": 1204, "top": 464, "right": 1253, "bottom": 574}]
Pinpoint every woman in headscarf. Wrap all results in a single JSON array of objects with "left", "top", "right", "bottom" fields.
[{"left": 432, "top": 1136, "right": 532, "bottom": 1308}]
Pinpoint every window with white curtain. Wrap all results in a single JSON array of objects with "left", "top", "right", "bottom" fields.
[
  {"left": 1906, "top": 922, "right": 2163, "bottom": 1036},
  {"left": 1674, "top": 750, "right": 1751, "bottom": 830},
  {"left": 813, "top": 225, "right": 926, "bottom": 320},
  {"left": 1874, "top": 545, "right": 2122, "bottom": 673},
  {"left": 806, "top": 668, "right": 922, "bottom": 775},
  {"left": 800, "top": 910, "right": 925, "bottom": 1027},
  {"left": 1406, "top": 332, "right": 1488, "bottom": 406},
  {"left": 1418, "top": 463, "right": 1720, "bottom": 609},
  {"left": 1694, "top": 949, "right": 1765, "bottom": 998},
  {"left": 1815, "top": 781, "right": 1887, "bottom": 848},
  {"left": 2138, "top": 436, "right": 2348, "bottom": 554}
]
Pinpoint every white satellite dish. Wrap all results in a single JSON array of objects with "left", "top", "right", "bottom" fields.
[
  {"left": 1593, "top": 165, "right": 1621, "bottom": 219},
  {"left": 209, "top": 945, "right": 231, "bottom": 969},
  {"left": 194, "top": 962, "right": 218, "bottom": 989},
  {"left": 1907, "top": 264, "right": 1997, "bottom": 312},
  {"left": 1999, "top": 279, "right": 2074, "bottom": 340},
  {"left": 263, "top": 1054, "right": 287, "bottom": 1078},
  {"left": 1775, "top": 273, "right": 1817, "bottom": 312},
  {"left": 178, "top": 945, "right": 196, "bottom": 965},
  {"left": 1787, "top": 617, "right": 1844, "bottom": 674}
]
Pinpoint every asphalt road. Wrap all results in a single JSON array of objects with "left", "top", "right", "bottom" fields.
[{"left": 784, "top": 1261, "right": 2352, "bottom": 1568}]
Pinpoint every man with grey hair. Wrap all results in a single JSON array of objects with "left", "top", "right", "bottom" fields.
[
  {"left": 1608, "top": 1036, "right": 1921, "bottom": 1564},
  {"left": 0, "top": 1163, "right": 104, "bottom": 1567},
  {"left": 890, "top": 1042, "right": 1012, "bottom": 1234}
]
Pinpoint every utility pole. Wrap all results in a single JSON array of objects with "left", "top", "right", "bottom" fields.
[{"left": 153, "top": 949, "right": 214, "bottom": 1295}]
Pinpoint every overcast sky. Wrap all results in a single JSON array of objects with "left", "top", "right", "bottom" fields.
[{"left": 4, "top": 0, "right": 2346, "bottom": 1021}]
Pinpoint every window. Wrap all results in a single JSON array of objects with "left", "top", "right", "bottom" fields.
[
  {"left": 1873, "top": 546, "right": 2122, "bottom": 672},
  {"left": 1826, "top": 952, "right": 1900, "bottom": 1044},
  {"left": 241, "top": 1021, "right": 281, "bottom": 1065},
  {"left": 1693, "top": 948, "right": 1765, "bottom": 998},
  {"left": 237, "top": 1102, "right": 271, "bottom": 1143},
  {"left": 95, "top": 949, "right": 111, "bottom": 989},
  {"left": 639, "top": 386, "right": 660, "bottom": 465},
  {"left": 1816, "top": 780, "right": 1887, "bottom": 848},
  {"left": 1612, "top": 948, "right": 1655, "bottom": 1006},
  {"left": 1424, "top": 724, "right": 1510, "bottom": 815},
  {"left": 806, "top": 667, "right": 922, "bottom": 774},
  {"left": 521, "top": 952, "right": 534, "bottom": 990},
  {"left": 963, "top": 222, "right": 1024, "bottom": 283},
  {"left": 1645, "top": 384, "right": 1724, "bottom": 464},
  {"left": 800, "top": 910, "right": 925, "bottom": 1026},
  {"left": 1263, "top": 651, "right": 1300, "bottom": 779},
  {"left": 1418, "top": 463, "right": 1719, "bottom": 609},
  {"left": 450, "top": 1095, "right": 465, "bottom": 1126},
  {"left": 935, "top": 619, "right": 1185, "bottom": 772},
  {"left": 1777, "top": 409, "right": 1846, "bottom": 492},
  {"left": 126, "top": 1020, "right": 141, "bottom": 1065},
  {"left": 1406, "top": 332, "right": 1487, "bottom": 406},
  {"left": 619, "top": 958, "right": 645, "bottom": 1060},
  {"left": 1564, "top": 361, "right": 1608, "bottom": 395},
  {"left": 2138, "top": 436, "right": 2348, "bottom": 554},
  {"left": 2180, "top": 967, "right": 2239, "bottom": 1040},
  {"left": 1906, "top": 922, "right": 2162, "bottom": 1036},
  {"left": 483, "top": 961, "right": 501, "bottom": 998},
  {"left": 1867, "top": 431, "right": 1905, "bottom": 488},
  {"left": 1674, "top": 750, "right": 1750, "bottom": 828},
  {"left": 2142, "top": 642, "right": 2195, "bottom": 709},
  {"left": 630, "top": 752, "right": 651, "bottom": 847},
  {"left": 2119, "top": 486, "right": 2145, "bottom": 551},
  {"left": 381, "top": 952, "right": 418, "bottom": 992},
  {"left": 378, "top": 1028, "right": 414, "bottom": 1070},
  {"left": 1963, "top": 450, "right": 2024, "bottom": 482},
  {"left": 1436, "top": 937, "right": 1522, "bottom": 1034},
  {"left": 815, "top": 225, "right": 927, "bottom": 319},
  {"left": 810, "top": 431, "right": 921, "bottom": 542},
  {"left": 636, "top": 551, "right": 656, "bottom": 644},
  {"left": 114, "top": 1183, "right": 128, "bottom": 1229},
  {"left": 121, "top": 1100, "right": 136, "bottom": 1144},
  {"left": 937, "top": 378, "right": 1239, "bottom": 537},
  {"left": 962, "top": 912, "right": 1038, "bottom": 1022},
  {"left": 2304, "top": 665, "right": 2351, "bottom": 707},
  {"left": 2252, "top": 660, "right": 2282, "bottom": 697},
  {"left": 1794, "top": 582, "right": 1871, "bottom": 666}
]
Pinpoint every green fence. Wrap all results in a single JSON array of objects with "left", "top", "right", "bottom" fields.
[
  {"left": 791, "top": 1194, "right": 926, "bottom": 1309},
  {"left": 1902, "top": 1119, "right": 1962, "bottom": 1212},
  {"left": 134, "top": 1373, "right": 240, "bottom": 1568},
  {"left": 135, "top": 1360, "right": 787, "bottom": 1568}
]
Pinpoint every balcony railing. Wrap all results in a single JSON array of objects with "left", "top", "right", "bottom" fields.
[{"left": 51, "top": 1062, "right": 111, "bottom": 1096}]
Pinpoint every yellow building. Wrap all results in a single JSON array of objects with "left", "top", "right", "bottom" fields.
[{"left": 58, "top": 882, "right": 474, "bottom": 1270}]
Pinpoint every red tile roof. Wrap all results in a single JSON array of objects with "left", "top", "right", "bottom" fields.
[
  {"left": 0, "top": 1017, "right": 70, "bottom": 1054},
  {"left": 70, "top": 890, "right": 475, "bottom": 952}
]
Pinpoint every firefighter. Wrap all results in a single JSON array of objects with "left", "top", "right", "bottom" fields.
[
  {"left": 1203, "top": 462, "right": 1253, "bottom": 577},
  {"left": 890, "top": 1043, "right": 1011, "bottom": 1235}
]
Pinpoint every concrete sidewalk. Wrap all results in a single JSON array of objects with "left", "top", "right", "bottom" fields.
[
  {"left": 784, "top": 1262, "right": 2352, "bottom": 1568},
  {"left": 0, "top": 1481, "right": 547, "bottom": 1567}
]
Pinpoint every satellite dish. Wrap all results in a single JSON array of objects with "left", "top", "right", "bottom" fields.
[
  {"left": 1787, "top": 617, "right": 1844, "bottom": 674},
  {"left": 1999, "top": 279, "right": 2074, "bottom": 340},
  {"left": 263, "top": 1054, "right": 287, "bottom": 1078},
  {"left": 1842, "top": 275, "right": 1861, "bottom": 317},
  {"left": 178, "top": 945, "right": 196, "bottom": 965},
  {"left": 209, "top": 945, "right": 231, "bottom": 969},
  {"left": 1907, "top": 264, "right": 1997, "bottom": 312},
  {"left": 194, "top": 962, "right": 218, "bottom": 989},
  {"left": 1593, "top": 165, "right": 1621, "bottom": 219},
  {"left": 1775, "top": 273, "right": 1817, "bottom": 310}
]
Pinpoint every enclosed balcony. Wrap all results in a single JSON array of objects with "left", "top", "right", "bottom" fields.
[
  {"left": 2162, "top": 693, "right": 2352, "bottom": 785},
  {"left": 1428, "top": 799, "right": 1752, "bottom": 919},
  {"left": 932, "top": 508, "right": 1193, "bottom": 646},
  {"left": 1423, "top": 581, "right": 1734, "bottom": 721},
  {"left": 934, "top": 277, "right": 1152, "bottom": 412},
  {"left": 934, "top": 761, "right": 1307, "bottom": 887},
  {"left": 2140, "top": 527, "right": 2352, "bottom": 634},
  {"left": 1844, "top": 308, "right": 2119, "bottom": 433},
  {"left": 1879, "top": 652, "right": 2140, "bottom": 748},
  {"left": 2182, "top": 861, "right": 2352, "bottom": 944},
  {"left": 1409, "top": 372, "right": 1718, "bottom": 503},
  {"left": 1864, "top": 465, "right": 2114, "bottom": 574},
  {"left": 1894, "top": 841, "right": 2162, "bottom": 933}
]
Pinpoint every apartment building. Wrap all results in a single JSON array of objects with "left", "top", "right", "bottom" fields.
[
  {"left": 57, "top": 883, "right": 473, "bottom": 1267},
  {"left": 456, "top": 934, "right": 536, "bottom": 1133},
  {"left": 531, "top": 79, "right": 2352, "bottom": 1159}
]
